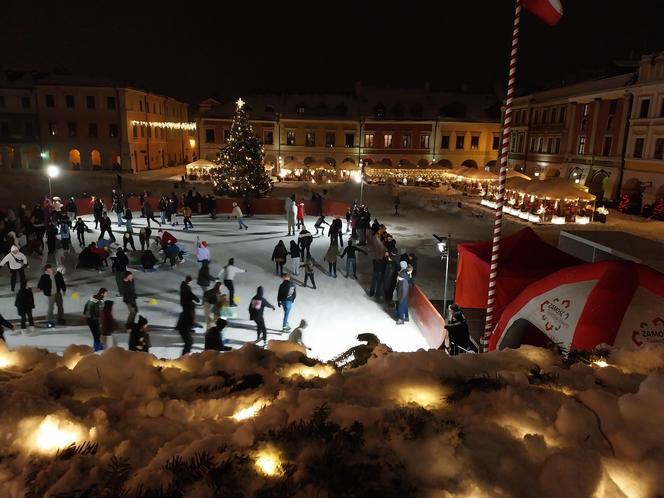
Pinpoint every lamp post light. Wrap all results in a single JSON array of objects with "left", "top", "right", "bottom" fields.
[
  {"left": 358, "top": 160, "right": 365, "bottom": 204},
  {"left": 434, "top": 233, "right": 452, "bottom": 308},
  {"left": 46, "top": 164, "right": 60, "bottom": 200}
]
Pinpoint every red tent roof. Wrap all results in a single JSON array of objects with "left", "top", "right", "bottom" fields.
[{"left": 455, "top": 228, "right": 581, "bottom": 319}]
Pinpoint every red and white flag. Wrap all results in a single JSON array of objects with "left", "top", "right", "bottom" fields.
[{"left": 523, "top": 0, "right": 563, "bottom": 26}]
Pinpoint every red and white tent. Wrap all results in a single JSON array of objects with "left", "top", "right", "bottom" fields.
[{"left": 489, "top": 261, "right": 664, "bottom": 352}]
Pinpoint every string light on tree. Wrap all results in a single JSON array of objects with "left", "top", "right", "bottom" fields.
[{"left": 209, "top": 98, "right": 272, "bottom": 197}]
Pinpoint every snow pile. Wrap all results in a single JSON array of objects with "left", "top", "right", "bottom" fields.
[{"left": 0, "top": 342, "right": 663, "bottom": 497}]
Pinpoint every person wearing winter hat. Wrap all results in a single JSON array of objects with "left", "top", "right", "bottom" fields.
[
  {"left": 129, "top": 315, "right": 151, "bottom": 352},
  {"left": 204, "top": 318, "right": 232, "bottom": 351},
  {"left": 0, "top": 244, "right": 27, "bottom": 292},
  {"left": 249, "top": 286, "right": 275, "bottom": 344},
  {"left": 14, "top": 279, "right": 35, "bottom": 335},
  {"left": 395, "top": 260, "right": 411, "bottom": 325}
]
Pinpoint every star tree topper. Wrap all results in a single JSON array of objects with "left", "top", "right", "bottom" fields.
[{"left": 236, "top": 97, "right": 245, "bottom": 109}]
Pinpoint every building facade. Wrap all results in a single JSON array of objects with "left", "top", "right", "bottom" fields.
[
  {"left": 0, "top": 72, "right": 193, "bottom": 172},
  {"left": 197, "top": 89, "right": 501, "bottom": 172}
]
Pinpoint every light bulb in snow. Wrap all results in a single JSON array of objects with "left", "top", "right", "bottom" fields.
[
  {"left": 255, "top": 448, "right": 283, "bottom": 477},
  {"left": 592, "top": 359, "right": 609, "bottom": 368},
  {"left": 31, "top": 415, "right": 85, "bottom": 454},
  {"left": 280, "top": 364, "right": 335, "bottom": 379},
  {"left": 395, "top": 385, "right": 444, "bottom": 409},
  {"left": 232, "top": 399, "right": 269, "bottom": 421}
]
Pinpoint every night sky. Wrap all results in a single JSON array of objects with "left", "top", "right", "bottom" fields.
[{"left": 3, "top": 1, "right": 664, "bottom": 104}]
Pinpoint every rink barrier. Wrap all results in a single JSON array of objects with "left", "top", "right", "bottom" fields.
[
  {"left": 409, "top": 284, "right": 446, "bottom": 349},
  {"left": 72, "top": 197, "right": 349, "bottom": 218}
]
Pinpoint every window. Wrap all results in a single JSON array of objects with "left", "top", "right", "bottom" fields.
[
  {"left": 24, "top": 122, "right": 33, "bottom": 137},
  {"left": 552, "top": 137, "right": 560, "bottom": 154},
  {"left": 66, "top": 95, "right": 75, "bottom": 108},
  {"left": 455, "top": 134, "right": 464, "bottom": 149},
  {"left": 0, "top": 95, "right": 4, "bottom": 107},
  {"left": 264, "top": 130, "right": 274, "bottom": 145},
  {"left": 223, "top": 129, "right": 230, "bottom": 142},
  {"left": 633, "top": 138, "right": 644, "bottom": 158},
  {"left": 364, "top": 133, "right": 375, "bottom": 148},
  {"left": 0, "top": 122, "right": 8, "bottom": 137},
  {"left": 583, "top": 103, "right": 590, "bottom": 117},
  {"left": 513, "top": 110, "right": 520, "bottom": 124},
  {"left": 602, "top": 136, "right": 613, "bottom": 157},
  {"left": 153, "top": 104, "right": 156, "bottom": 113},
  {"left": 654, "top": 138, "right": 664, "bottom": 160},
  {"left": 345, "top": 133, "right": 355, "bottom": 147},
  {"left": 297, "top": 105, "right": 305, "bottom": 115},
  {"left": 86, "top": 96, "right": 95, "bottom": 109},
  {"left": 536, "top": 137, "right": 544, "bottom": 153},
  {"left": 439, "top": 135, "right": 449, "bottom": 149},
  {"left": 107, "top": 96, "right": 116, "bottom": 110},
  {"left": 533, "top": 110, "right": 539, "bottom": 124},
  {"left": 546, "top": 138, "right": 554, "bottom": 154},
  {"left": 132, "top": 124, "right": 138, "bottom": 138},
  {"left": 286, "top": 130, "right": 296, "bottom": 146},
  {"left": 420, "top": 134, "right": 430, "bottom": 149},
  {"left": 109, "top": 124, "right": 118, "bottom": 138},
  {"left": 529, "top": 137, "right": 536, "bottom": 152},
  {"left": 140, "top": 126, "right": 145, "bottom": 138},
  {"left": 139, "top": 100, "right": 143, "bottom": 112},
  {"left": 21, "top": 96, "right": 30, "bottom": 108},
  {"left": 48, "top": 122, "right": 57, "bottom": 136},
  {"left": 542, "top": 109, "right": 549, "bottom": 123},
  {"left": 45, "top": 95, "right": 55, "bottom": 107},
  {"left": 88, "top": 123, "right": 98, "bottom": 138},
  {"left": 325, "top": 131, "right": 335, "bottom": 147},
  {"left": 67, "top": 122, "right": 77, "bottom": 137},
  {"left": 551, "top": 108, "right": 557, "bottom": 123},
  {"left": 559, "top": 106, "right": 566, "bottom": 123},
  {"left": 577, "top": 136, "right": 586, "bottom": 155},
  {"left": 402, "top": 134, "right": 412, "bottom": 148},
  {"left": 607, "top": 115, "right": 614, "bottom": 131},
  {"left": 383, "top": 133, "right": 393, "bottom": 148},
  {"left": 639, "top": 99, "right": 650, "bottom": 118},
  {"left": 470, "top": 135, "right": 479, "bottom": 150},
  {"left": 305, "top": 131, "right": 316, "bottom": 147},
  {"left": 609, "top": 100, "right": 617, "bottom": 115},
  {"left": 492, "top": 136, "right": 500, "bottom": 150}
]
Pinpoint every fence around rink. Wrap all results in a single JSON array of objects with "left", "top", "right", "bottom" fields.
[
  {"left": 408, "top": 284, "right": 446, "bottom": 349},
  {"left": 73, "top": 197, "right": 349, "bottom": 218}
]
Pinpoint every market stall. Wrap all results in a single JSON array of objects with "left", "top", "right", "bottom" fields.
[{"left": 185, "top": 159, "right": 216, "bottom": 181}]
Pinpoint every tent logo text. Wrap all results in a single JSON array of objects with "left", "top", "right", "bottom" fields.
[
  {"left": 539, "top": 298, "right": 571, "bottom": 332},
  {"left": 632, "top": 317, "right": 664, "bottom": 347}
]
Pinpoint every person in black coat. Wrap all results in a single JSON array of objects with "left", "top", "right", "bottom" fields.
[
  {"left": 98, "top": 213, "right": 116, "bottom": 242},
  {"left": 249, "top": 286, "right": 275, "bottom": 344},
  {"left": 329, "top": 218, "right": 344, "bottom": 247},
  {"left": 122, "top": 272, "right": 138, "bottom": 329},
  {"left": 298, "top": 228, "right": 313, "bottom": 259},
  {"left": 277, "top": 274, "right": 297, "bottom": 331},
  {"left": 45, "top": 222, "right": 58, "bottom": 257},
  {"left": 128, "top": 315, "right": 151, "bottom": 352},
  {"left": 271, "top": 240, "right": 288, "bottom": 276},
  {"left": 112, "top": 248, "right": 129, "bottom": 296},
  {"left": 204, "top": 318, "right": 232, "bottom": 351},
  {"left": 0, "top": 314, "right": 14, "bottom": 342},
  {"left": 73, "top": 218, "right": 89, "bottom": 247},
  {"left": 37, "top": 264, "right": 66, "bottom": 327},
  {"left": 141, "top": 250, "right": 156, "bottom": 271},
  {"left": 383, "top": 254, "right": 400, "bottom": 302},
  {"left": 369, "top": 252, "right": 388, "bottom": 298},
  {"left": 15, "top": 279, "right": 35, "bottom": 333},
  {"left": 340, "top": 239, "right": 367, "bottom": 279},
  {"left": 441, "top": 304, "right": 474, "bottom": 355},
  {"left": 288, "top": 240, "right": 301, "bottom": 276},
  {"left": 177, "top": 276, "right": 200, "bottom": 355},
  {"left": 197, "top": 260, "right": 212, "bottom": 292},
  {"left": 93, "top": 199, "right": 104, "bottom": 229}
]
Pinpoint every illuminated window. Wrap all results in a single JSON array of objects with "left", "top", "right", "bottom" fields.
[
  {"left": 577, "top": 135, "right": 586, "bottom": 155},
  {"left": 109, "top": 124, "right": 118, "bottom": 138},
  {"left": 66, "top": 95, "right": 75, "bottom": 108},
  {"left": 383, "top": 134, "right": 393, "bottom": 148},
  {"left": 364, "top": 133, "right": 375, "bottom": 147},
  {"left": 286, "top": 130, "right": 296, "bottom": 145},
  {"left": 633, "top": 138, "right": 644, "bottom": 158},
  {"left": 345, "top": 133, "right": 354, "bottom": 147},
  {"left": 264, "top": 130, "right": 274, "bottom": 145},
  {"left": 88, "top": 123, "right": 98, "bottom": 138},
  {"left": 86, "top": 96, "right": 95, "bottom": 109},
  {"left": 420, "top": 134, "right": 430, "bottom": 149},
  {"left": 306, "top": 132, "right": 316, "bottom": 146},
  {"left": 297, "top": 104, "right": 306, "bottom": 115},
  {"left": 48, "top": 122, "right": 57, "bottom": 136},
  {"left": 67, "top": 122, "right": 77, "bottom": 137},
  {"left": 470, "top": 135, "right": 479, "bottom": 150},
  {"left": 325, "top": 132, "right": 335, "bottom": 147},
  {"left": 107, "top": 96, "right": 116, "bottom": 110},
  {"left": 402, "top": 134, "right": 412, "bottom": 148},
  {"left": 602, "top": 136, "right": 613, "bottom": 156},
  {"left": 45, "top": 95, "right": 55, "bottom": 107},
  {"left": 492, "top": 136, "right": 500, "bottom": 150},
  {"left": 454, "top": 134, "right": 464, "bottom": 149}
]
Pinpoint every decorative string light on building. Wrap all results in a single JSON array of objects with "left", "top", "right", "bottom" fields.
[{"left": 130, "top": 120, "right": 197, "bottom": 131}]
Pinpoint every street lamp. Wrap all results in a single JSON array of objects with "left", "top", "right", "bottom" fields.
[
  {"left": 357, "top": 160, "right": 365, "bottom": 204},
  {"left": 434, "top": 233, "right": 452, "bottom": 308},
  {"left": 46, "top": 165, "right": 60, "bottom": 199}
]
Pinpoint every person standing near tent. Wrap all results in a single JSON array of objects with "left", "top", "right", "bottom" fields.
[
  {"left": 277, "top": 273, "right": 297, "bottom": 331},
  {"left": 84, "top": 288, "right": 106, "bottom": 352},
  {"left": 219, "top": 258, "right": 246, "bottom": 307},
  {"left": 231, "top": 202, "right": 248, "bottom": 230},
  {"left": 249, "top": 286, "right": 275, "bottom": 345}
]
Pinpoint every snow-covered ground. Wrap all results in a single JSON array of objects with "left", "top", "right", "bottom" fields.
[
  {"left": 0, "top": 212, "right": 428, "bottom": 361},
  {"left": 0, "top": 340, "right": 662, "bottom": 497}
]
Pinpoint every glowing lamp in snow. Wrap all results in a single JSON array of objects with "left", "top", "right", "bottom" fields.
[
  {"left": 280, "top": 364, "right": 335, "bottom": 379},
  {"left": 395, "top": 385, "right": 444, "bottom": 409},
  {"left": 0, "top": 354, "right": 13, "bottom": 369},
  {"left": 232, "top": 399, "right": 269, "bottom": 421},
  {"left": 28, "top": 415, "right": 86, "bottom": 454},
  {"left": 254, "top": 448, "right": 283, "bottom": 477},
  {"left": 592, "top": 359, "right": 609, "bottom": 368}
]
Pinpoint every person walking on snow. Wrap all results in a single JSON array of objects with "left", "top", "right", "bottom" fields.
[
  {"left": 84, "top": 288, "right": 106, "bottom": 352},
  {"left": 219, "top": 258, "right": 246, "bottom": 307},
  {"left": 298, "top": 228, "right": 313, "bottom": 259},
  {"left": 1, "top": 244, "right": 27, "bottom": 292},
  {"left": 277, "top": 273, "right": 297, "bottom": 331},
  {"left": 324, "top": 242, "right": 340, "bottom": 278},
  {"left": 98, "top": 212, "right": 116, "bottom": 242},
  {"left": 231, "top": 202, "right": 248, "bottom": 229},
  {"left": 340, "top": 239, "right": 367, "bottom": 279},
  {"left": 112, "top": 248, "right": 129, "bottom": 296},
  {"left": 286, "top": 197, "right": 297, "bottom": 236},
  {"left": 203, "top": 281, "right": 222, "bottom": 330},
  {"left": 122, "top": 271, "right": 138, "bottom": 329},
  {"left": 296, "top": 201, "right": 305, "bottom": 229},
  {"left": 100, "top": 300, "right": 117, "bottom": 349},
  {"left": 197, "top": 260, "right": 213, "bottom": 293},
  {"left": 314, "top": 215, "right": 329, "bottom": 235},
  {"left": 249, "top": 286, "right": 275, "bottom": 344},
  {"left": 195, "top": 237, "right": 210, "bottom": 263},
  {"left": 288, "top": 240, "right": 301, "bottom": 276},
  {"left": 15, "top": 279, "right": 35, "bottom": 335},
  {"left": 66, "top": 197, "right": 77, "bottom": 222},
  {"left": 143, "top": 199, "right": 161, "bottom": 228},
  {"left": 74, "top": 217, "right": 89, "bottom": 247},
  {"left": 182, "top": 205, "right": 194, "bottom": 231},
  {"left": 37, "top": 264, "right": 66, "bottom": 328},
  {"left": 129, "top": 315, "right": 151, "bottom": 352},
  {"left": 272, "top": 240, "right": 288, "bottom": 276},
  {"left": 205, "top": 318, "right": 232, "bottom": 351},
  {"left": 177, "top": 276, "right": 200, "bottom": 355},
  {"left": 302, "top": 254, "right": 316, "bottom": 289}
]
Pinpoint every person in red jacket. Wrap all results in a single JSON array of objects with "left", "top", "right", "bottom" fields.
[
  {"left": 296, "top": 201, "right": 305, "bottom": 229},
  {"left": 158, "top": 229, "right": 177, "bottom": 248}
]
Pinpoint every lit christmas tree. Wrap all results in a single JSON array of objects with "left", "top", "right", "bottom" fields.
[{"left": 210, "top": 98, "right": 272, "bottom": 197}]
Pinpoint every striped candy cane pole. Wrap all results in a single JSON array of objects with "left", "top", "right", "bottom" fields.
[{"left": 481, "top": 0, "right": 522, "bottom": 352}]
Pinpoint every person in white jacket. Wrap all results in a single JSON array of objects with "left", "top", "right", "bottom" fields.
[
  {"left": 0, "top": 245, "right": 28, "bottom": 292},
  {"left": 231, "top": 202, "right": 248, "bottom": 230},
  {"left": 287, "top": 198, "right": 297, "bottom": 236},
  {"left": 195, "top": 237, "right": 210, "bottom": 263},
  {"left": 219, "top": 258, "right": 246, "bottom": 307}
]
